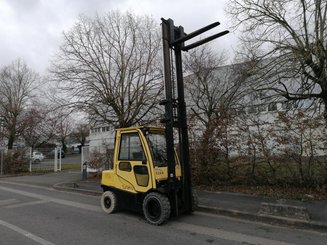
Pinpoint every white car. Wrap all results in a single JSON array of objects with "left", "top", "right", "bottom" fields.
[{"left": 32, "top": 151, "right": 45, "bottom": 164}]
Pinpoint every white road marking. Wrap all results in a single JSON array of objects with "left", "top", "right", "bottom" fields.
[
  {"left": 0, "top": 219, "right": 55, "bottom": 245},
  {"left": 0, "top": 199, "right": 18, "bottom": 206},
  {"left": 0, "top": 180, "right": 99, "bottom": 198},
  {"left": 0, "top": 180, "right": 55, "bottom": 191},
  {"left": 171, "top": 222, "right": 295, "bottom": 245},
  {"left": 0, "top": 185, "right": 299, "bottom": 244},
  {"left": 6, "top": 200, "right": 50, "bottom": 209},
  {"left": 0, "top": 186, "right": 101, "bottom": 212}
]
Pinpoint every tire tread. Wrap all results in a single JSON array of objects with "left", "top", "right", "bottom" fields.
[
  {"left": 101, "top": 191, "right": 118, "bottom": 214},
  {"left": 143, "top": 192, "right": 170, "bottom": 225}
]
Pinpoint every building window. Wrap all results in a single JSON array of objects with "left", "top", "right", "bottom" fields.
[
  {"left": 268, "top": 102, "right": 277, "bottom": 111},
  {"left": 247, "top": 105, "right": 257, "bottom": 114},
  {"left": 257, "top": 104, "right": 267, "bottom": 113},
  {"left": 236, "top": 107, "right": 246, "bottom": 115},
  {"left": 282, "top": 101, "right": 297, "bottom": 110}
]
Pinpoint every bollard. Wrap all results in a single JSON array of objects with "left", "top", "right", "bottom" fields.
[{"left": 82, "top": 161, "right": 88, "bottom": 180}]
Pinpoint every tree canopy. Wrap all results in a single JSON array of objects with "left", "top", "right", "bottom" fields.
[
  {"left": 0, "top": 59, "right": 37, "bottom": 149},
  {"left": 51, "top": 11, "right": 163, "bottom": 128},
  {"left": 227, "top": 0, "right": 327, "bottom": 115}
]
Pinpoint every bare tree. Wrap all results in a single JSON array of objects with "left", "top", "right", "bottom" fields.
[
  {"left": 52, "top": 111, "right": 74, "bottom": 152},
  {"left": 185, "top": 46, "right": 249, "bottom": 179},
  {"left": 0, "top": 60, "right": 37, "bottom": 149},
  {"left": 185, "top": 45, "right": 248, "bottom": 132},
  {"left": 51, "top": 11, "right": 163, "bottom": 128},
  {"left": 227, "top": 0, "right": 327, "bottom": 118},
  {"left": 20, "top": 106, "right": 49, "bottom": 148},
  {"left": 70, "top": 123, "right": 89, "bottom": 149}
]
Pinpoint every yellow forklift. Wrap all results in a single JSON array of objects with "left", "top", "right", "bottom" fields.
[
  {"left": 101, "top": 126, "right": 182, "bottom": 225},
  {"left": 100, "top": 18, "right": 228, "bottom": 225}
]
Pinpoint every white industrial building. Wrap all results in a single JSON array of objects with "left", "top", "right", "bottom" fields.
[
  {"left": 88, "top": 125, "right": 115, "bottom": 152},
  {"left": 87, "top": 62, "right": 326, "bottom": 159}
]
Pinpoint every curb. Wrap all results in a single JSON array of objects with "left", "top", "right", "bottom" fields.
[
  {"left": 53, "top": 182, "right": 102, "bottom": 196},
  {"left": 258, "top": 202, "right": 310, "bottom": 221},
  {"left": 53, "top": 181, "right": 327, "bottom": 232},
  {"left": 198, "top": 205, "right": 327, "bottom": 233}
]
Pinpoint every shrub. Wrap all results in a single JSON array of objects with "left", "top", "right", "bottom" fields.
[{"left": 2, "top": 149, "right": 29, "bottom": 174}]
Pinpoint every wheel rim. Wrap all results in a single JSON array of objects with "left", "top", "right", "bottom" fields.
[
  {"left": 104, "top": 196, "right": 112, "bottom": 209},
  {"left": 146, "top": 198, "right": 161, "bottom": 220}
]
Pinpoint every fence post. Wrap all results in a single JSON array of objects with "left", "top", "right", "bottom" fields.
[
  {"left": 81, "top": 146, "right": 90, "bottom": 172},
  {"left": 58, "top": 147, "right": 62, "bottom": 171},
  {"left": 82, "top": 161, "right": 87, "bottom": 180},
  {"left": 81, "top": 146, "right": 84, "bottom": 172},
  {"left": 29, "top": 147, "right": 32, "bottom": 173},
  {"left": 54, "top": 148, "right": 58, "bottom": 172},
  {"left": 0, "top": 150, "right": 3, "bottom": 176}
]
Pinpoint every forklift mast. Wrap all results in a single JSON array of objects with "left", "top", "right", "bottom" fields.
[{"left": 161, "top": 18, "right": 229, "bottom": 216}]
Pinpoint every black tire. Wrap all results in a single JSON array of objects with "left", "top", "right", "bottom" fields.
[
  {"left": 101, "top": 191, "right": 118, "bottom": 214},
  {"left": 33, "top": 159, "right": 40, "bottom": 164},
  {"left": 143, "top": 192, "right": 170, "bottom": 225}
]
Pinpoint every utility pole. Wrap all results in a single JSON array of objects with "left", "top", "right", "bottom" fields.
[{"left": 161, "top": 18, "right": 229, "bottom": 215}]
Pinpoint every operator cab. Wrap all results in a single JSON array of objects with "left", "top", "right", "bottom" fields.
[{"left": 101, "top": 127, "right": 182, "bottom": 224}]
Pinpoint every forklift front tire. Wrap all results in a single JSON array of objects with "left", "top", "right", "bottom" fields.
[
  {"left": 101, "top": 191, "right": 118, "bottom": 214},
  {"left": 143, "top": 192, "right": 171, "bottom": 225}
]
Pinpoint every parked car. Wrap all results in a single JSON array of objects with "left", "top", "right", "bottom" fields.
[
  {"left": 32, "top": 151, "right": 45, "bottom": 164},
  {"left": 48, "top": 149, "right": 65, "bottom": 158}
]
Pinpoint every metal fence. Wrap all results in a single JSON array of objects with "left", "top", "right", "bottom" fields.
[
  {"left": 81, "top": 146, "right": 90, "bottom": 172},
  {"left": 81, "top": 146, "right": 114, "bottom": 173},
  {"left": 31, "top": 147, "right": 63, "bottom": 172},
  {"left": 0, "top": 147, "right": 63, "bottom": 176}
]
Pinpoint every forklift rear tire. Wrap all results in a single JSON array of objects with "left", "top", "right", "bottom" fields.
[
  {"left": 101, "top": 191, "right": 118, "bottom": 214},
  {"left": 143, "top": 192, "right": 171, "bottom": 225}
]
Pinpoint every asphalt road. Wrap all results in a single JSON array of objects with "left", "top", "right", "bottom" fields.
[
  {"left": 41, "top": 154, "right": 81, "bottom": 165},
  {"left": 0, "top": 179, "right": 326, "bottom": 245}
]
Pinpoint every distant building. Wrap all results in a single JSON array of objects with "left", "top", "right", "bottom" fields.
[
  {"left": 88, "top": 124, "right": 115, "bottom": 153},
  {"left": 87, "top": 62, "right": 326, "bottom": 158}
]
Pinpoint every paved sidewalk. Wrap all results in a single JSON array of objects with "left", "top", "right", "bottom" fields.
[
  {"left": 2, "top": 171, "right": 327, "bottom": 232},
  {"left": 198, "top": 190, "right": 327, "bottom": 232}
]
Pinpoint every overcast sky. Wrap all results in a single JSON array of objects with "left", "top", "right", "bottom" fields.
[{"left": 0, "top": 0, "right": 236, "bottom": 74}]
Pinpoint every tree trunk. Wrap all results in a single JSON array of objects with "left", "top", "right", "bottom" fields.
[
  {"left": 61, "top": 139, "right": 67, "bottom": 152},
  {"left": 7, "top": 133, "right": 15, "bottom": 150}
]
